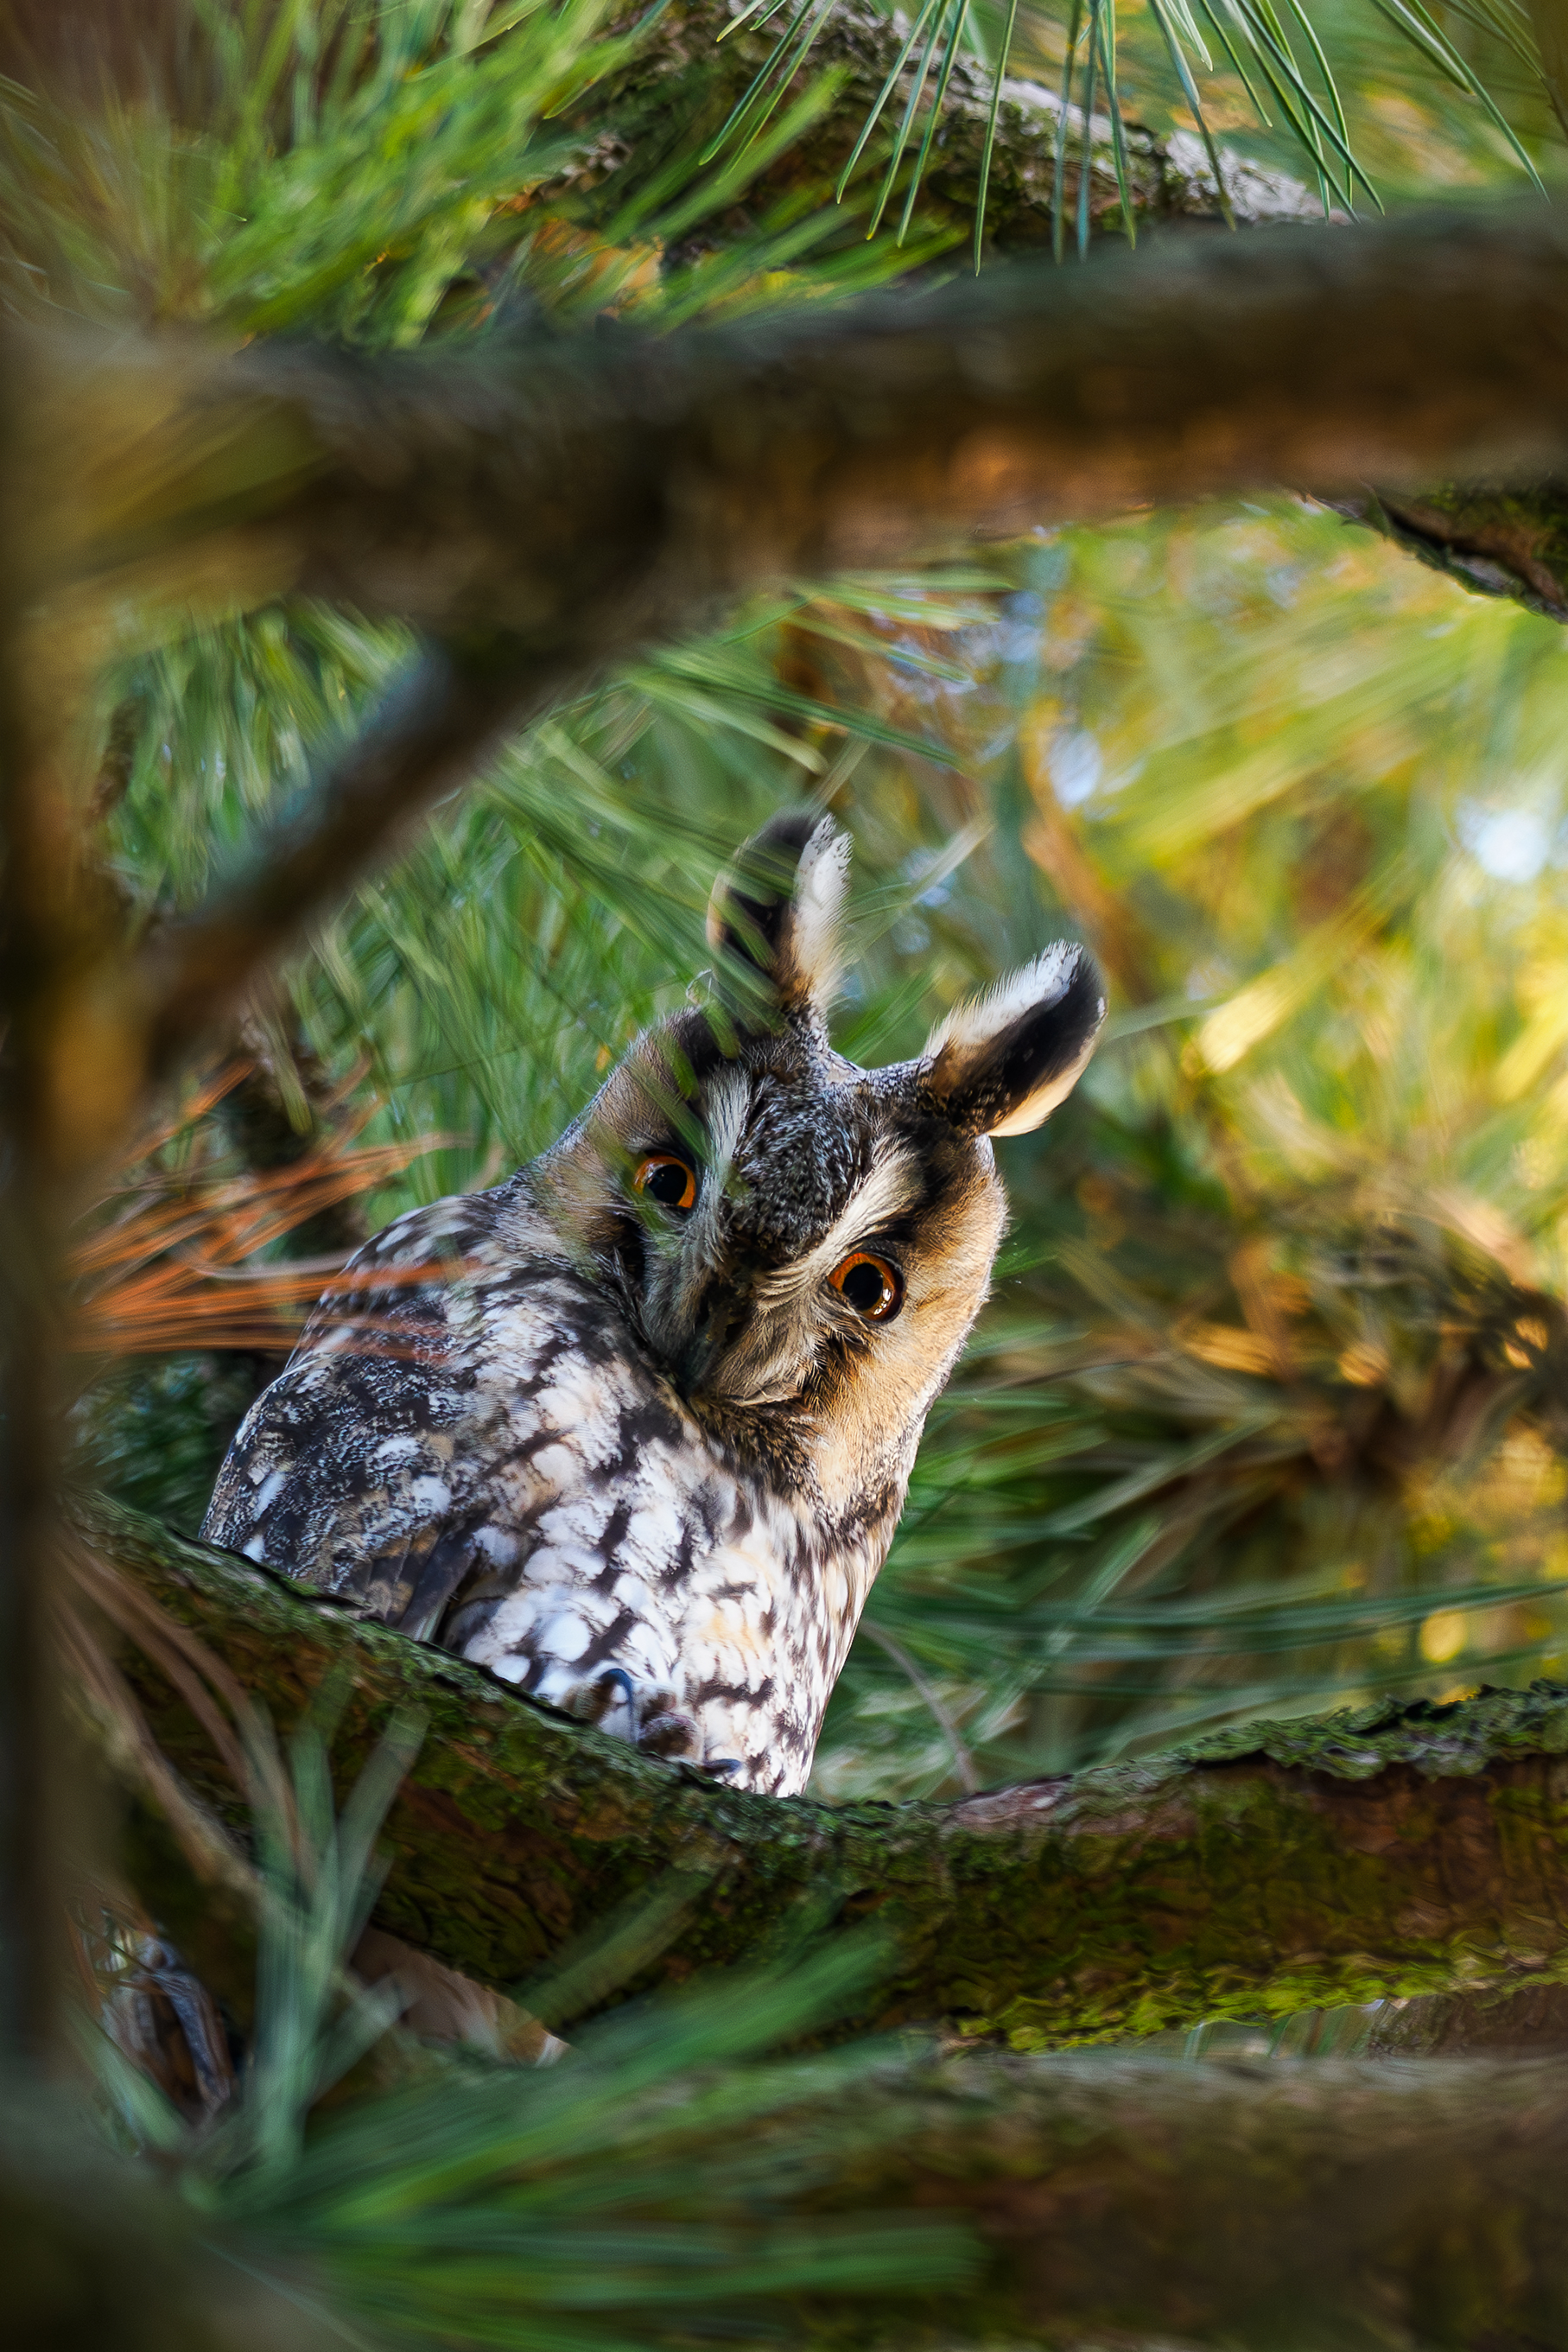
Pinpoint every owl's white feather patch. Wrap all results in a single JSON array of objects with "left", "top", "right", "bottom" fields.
[
  {"left": 681, "top": 1065, "right": 750, "bottom": 1294},
  {"left": 530, "top": 1442, "right": 580, "bottom": 1488},
  {"left": 626, "top": 1499, "right": 686, "bottom": 1561},
  {"left": 922, "top": 943, "right": 1083, "bottom": 1063},
  {"left": 473, "top": 1525, "right": 518, "bottom": 1566},
  {"left": 544, "top": 1614, "right": 591, "bottom": 1663},
  {"left": 787, "top": 818, "right": 852, "bottom": 1009}
]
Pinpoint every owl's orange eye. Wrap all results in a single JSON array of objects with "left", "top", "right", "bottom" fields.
[
  {"left": 828, "top": 1251, "right": 903, "bottom": 1322},
  {"left": 633, "top": 1154, "right": 697, "bottom": 1212}
]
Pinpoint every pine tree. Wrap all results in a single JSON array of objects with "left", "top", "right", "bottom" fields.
[{"left": 8, "top": 3, "right": 1568, "bottom": 2343}]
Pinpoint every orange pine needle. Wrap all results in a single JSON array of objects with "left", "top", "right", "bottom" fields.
[{"left": 69, "top": 1075, "right": 458, "bottom": 1360}]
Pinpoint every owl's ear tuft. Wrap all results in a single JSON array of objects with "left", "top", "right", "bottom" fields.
[
  {"left": 922, "top": 944, "right": 1105, "bottom": 1138},
  {"left": 706, "top": 813, "right": 850, "bottom": 1020}
]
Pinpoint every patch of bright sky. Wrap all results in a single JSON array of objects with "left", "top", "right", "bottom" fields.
[
  {"left": 1458, "top": 802, "right": 1552, "bottom": 886},
  {"left": 1051, "top": 729, "right": 1102, "bottom": 807}
]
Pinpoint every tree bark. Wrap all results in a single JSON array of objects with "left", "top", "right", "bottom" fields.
[
  {"left": 598, "top": 0, "right": 1329, "bottom": 251},
  {"left": 77, "top": 1490, "right": 1568, "bottom": 2044},
  {"left": 1329, "top": 480, "right": 1568, "bottom": 625},
  {"left": 12, "top": 2037, "right": 1568, "bottom": 2352},
  {"left": 1368, "top": 1980, "right": 1568, "bottom": 2054},
  {"left": 764, "top": 2047, "right": 1568, "bottom": 2349},
  {"left": 603, "top": 1, "right": 1568, "bottom": 621},
  {"left": 61, "top": 202, "right": 1568, "bottom": 641}
]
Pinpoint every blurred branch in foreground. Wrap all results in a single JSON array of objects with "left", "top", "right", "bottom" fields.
[
  {"left": 73, "top": 1490, "right": 1568, "bottom": 2045},
  {"left": 15, "top": 2033, "right": 1568, "bottom": 2349},
  {"left": 68, "top": 1065, "right": 448, "bottom": 1361},
  {"left": 12, "top": 200, "right": 1566, "bottom": 1102}
]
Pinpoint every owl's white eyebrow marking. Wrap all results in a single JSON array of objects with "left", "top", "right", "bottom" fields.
[
  {"left": 752, "top": 1148, "right": 921, "bottom": 1310},
  {"left": 683, "top": 1065, "right": 750, "bottom": 1281}
]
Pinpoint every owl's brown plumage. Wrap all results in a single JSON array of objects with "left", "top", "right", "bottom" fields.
[{"left": 203, "top": 816, "right": 1103, "bottom": 1794}]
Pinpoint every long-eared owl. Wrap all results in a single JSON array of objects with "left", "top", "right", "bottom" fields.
[{"left": 203, "top": 817, "right": 1104, "bottom": 1795}]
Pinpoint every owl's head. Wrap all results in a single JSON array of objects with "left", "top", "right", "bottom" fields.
[{"left": 536, "top": 815, "right": 1103, "bottom": 1499}]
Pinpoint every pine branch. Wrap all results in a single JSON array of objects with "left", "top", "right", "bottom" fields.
[
  {"left": 80, "top": 1489, "right": 1568, "bottom": 2042},
  {"left": 600, "top": 0, "right": 1329, "bottom": 246},
  {"left": 1330, "top": 480, "right": 1568, "bottom": 622},
  {"left": 134, "top": 643, "right": 544, "bottom": 1082},
  {"left": 1529, "top": 0, "right": 1568, "bottom": 143},
  {"left": 44, "top": 200, "right": 1568, "bottom": 1061}
]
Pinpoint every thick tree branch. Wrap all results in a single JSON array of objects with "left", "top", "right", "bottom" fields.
[
  {"left": 765, "top": 2047, "right": 1568, "bottom": 2346},
  {"left": 79, "top": 1491, "right": 1568, "bottom": 2043},
  {"left": 1330, "top": 480, "right": 1568, "bottom": 623},
  {"left": 12, "top": 2032, "right": 1568, "bottom": 2349},
  {"left": 33, "top": 199, "right": 1565, "bottom": 1065},
  {"left": 84, "top": 203, "right": 1568, "bottom": 633},
  {"left": 1369, "top": 1980, "right": 1568, "bottom": 2054},
  {"left": 611, "top": 0, "right": 1568, "bottom": 618}
]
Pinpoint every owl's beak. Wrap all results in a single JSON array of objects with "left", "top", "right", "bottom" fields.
[
  {"left": 673, "top": 1291, "right": 746, "bottom": 1398},
  {"left": 675, "top": 1298, "right": 807, "bottom": 1409}
]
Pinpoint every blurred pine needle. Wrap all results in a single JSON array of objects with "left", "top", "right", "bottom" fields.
[
  {"left": 68, "top": 1064, "right": 449, "bottom": 1362},
  {"left": 77, "top": 1705, "right": 979, "bottom": 2352}
]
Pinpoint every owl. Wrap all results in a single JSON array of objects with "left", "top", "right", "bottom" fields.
[{"left": 203, "top": 816, "right": 1104, "bottom": 1796}]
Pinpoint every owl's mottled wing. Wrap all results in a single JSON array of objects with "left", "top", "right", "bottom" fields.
[
  {"left": 201, "top": 1185, "right": 741, "bottom": 1749},
  {"left": 202, "top": 1187, "right": 635, "bottom": 1645}
]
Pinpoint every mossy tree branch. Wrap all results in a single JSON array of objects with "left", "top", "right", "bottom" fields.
[
  {"left": 1330, "top": 481, "right": 1568, "bottom": 624},
  {"left": 594, "top": 0, "right": 1326, "bottom": 251},
  {"left": 80, "top": 1491, "right": 1568, "bottom": 2044},
  {"left": 11, "top": 2037, "right": 1568, "bottom": 2350},
  {"left": 603, "top": 3, "right": 1568, "bottom": 622}
]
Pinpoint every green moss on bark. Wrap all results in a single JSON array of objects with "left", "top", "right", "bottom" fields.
[{"left": 1333, "top": 483, "right": 1568, "bottom": 621}]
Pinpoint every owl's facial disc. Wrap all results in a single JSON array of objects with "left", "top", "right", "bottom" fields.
[
  {"left": 536, "top": 813, "right": 1104, "bottom": 1472},
  {"left": 591, "top": 1046, "right": 968, "bottom": 1421}
]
